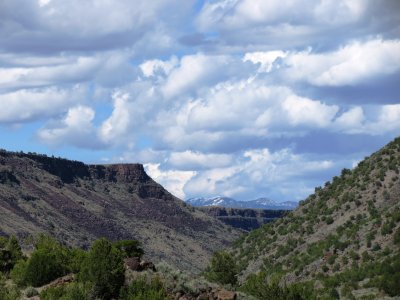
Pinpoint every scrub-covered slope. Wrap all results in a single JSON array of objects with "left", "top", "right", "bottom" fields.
[{"left": 233, "top": 137, "right": 400, "bottom": 298}]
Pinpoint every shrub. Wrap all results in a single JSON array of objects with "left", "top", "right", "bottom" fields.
[
  {"left": 381, "top": 221, "right": 395, "bottom": 235},
  {"left": 11, "top": 236, "right": 71, "bottom": 287},
  {"left": 326, "top": 217, "right": 334, "bottom": 225},
  {"left": 10, "top": 259, "right": 28, "bottom": 286},
  {"left": 40, "top": 282, "right": 91, "bottom": 300},
  {"left": 328, "top": 254, "right": 337, "bottom": 265},
  {"left": 0, "top": 236, "right": 23, "bottom": 273},
  {"left": 78, "top": 238, "right": 124, "bottom": 299},
  {"left": 24, "top": 248, "right": 66, "bottom": 287},
  {"left": 113, "top": 240, "right": 144, "bottom": 259},
  {"left": 394, "top": 228, "right": 400, "bottom": 245},
  {"left": 68, "top": 248, "right": 87, "bottom": 274},
  {"left": 0, "top": 237, "right": 7, "bottom": 248},
  {"left": 241, "top": 272, "right": 315, "bottom": 300},
  {"left": 119, "top": 275, "right": 169, "bottom": 300},
  {"left": 204, "top": 251, "right": 238, "bottom": 285},
  {"left": 25, "top": 286, "right": 39, "bottom": 297},
  {"left": 40, "top": 286, "right": 66, "bottom": 300},
  {"left": 6, "top": 236, "right": 23, "bottom": 263},
  {"left": 0, "top": 273, "right": 21, "bottom": 300}
]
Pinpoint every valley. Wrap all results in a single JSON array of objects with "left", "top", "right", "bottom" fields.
[
  {"left": 0, "top": 150, "right": 240, "bottom": 273},
  {"left": 0, "top": 137, "right": 400, "bottom": 299}
]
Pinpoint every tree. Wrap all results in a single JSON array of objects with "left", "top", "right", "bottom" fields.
[
  {"left": 113, "top": 240, "right": 144, "bottom": 259},
  {"left": 204, "top": 251, "right": 238, "bottom": 285},
  {"left": 24, "top": 248, "right": 65, "bottom": 287},
  {"left": 6, "top": 236, "right": 23, "bottom": 264},
  {"left": 10, "top": 235, "right": 70, "bottom": 287},
  {"left": 0, "top": 236, "right": 23, "bottom": 273},
  {"left": 79, "top": 238, "right": 124, "bottom": 299}
]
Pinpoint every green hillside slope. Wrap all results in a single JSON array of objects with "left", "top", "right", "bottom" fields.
[{"left": 232, "top": 137, "right": 400, "bottom": 299}]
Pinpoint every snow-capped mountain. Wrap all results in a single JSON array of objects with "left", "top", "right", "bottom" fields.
[{"left": 186, "top": 196, "right": 298, "bottom": 210}]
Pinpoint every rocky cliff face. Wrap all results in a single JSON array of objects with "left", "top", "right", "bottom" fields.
[
  {"left": 199, "top": 207, "right": 287, "bottom": 231},
  {"left": 0, "top": 150, "right": 240, "bottom": 272}
]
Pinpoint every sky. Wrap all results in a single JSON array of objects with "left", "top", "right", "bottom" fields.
[{"left": 0, "top": 0, "right": 399, "bottom": 202}]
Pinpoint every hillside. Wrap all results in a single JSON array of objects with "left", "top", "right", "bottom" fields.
[
  {"left": 0, "top": 150, "right": 240, "bottom": 272},
  {"left": 198, "top": 206, "right": 288, "bottom": 231},
  {"left": 232, "top": 137, "right": 400, "bottom": 299}
]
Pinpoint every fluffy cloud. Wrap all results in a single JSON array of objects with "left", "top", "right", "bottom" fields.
[
  {"left": 144, "top": 147, "right": 341, "bottom": 200},
  {"left": 0, "top": 86, "right": 84, "bottom": 123},
  {"left": 365, "top": 105, "right": 400, "bottom": 135},
  {"left": 334, "top": 107, "right": 365, "bottom": 132},
  {"left": 99, "top": 92, "right": 133, "bottom": 146},
  {"left": 37, "top": 105, "right": 104, "bottom": 149},
  {"left": 0, "top": 0, "right": 194, "bottom": 54},
  {"left": 0, "top": 56, "right": 101, "bottom": 90},
  {"left": 168, "top": 151, "right": 233, "bottom": 170},
  {"left": 161, "top": 53, "right": 255, "bottom": 99},
  {"left": 91, "top": 49, "right": 399, "bottom": 156},
  {"left": 283, "top": 39, "right": 400, "bottom": 86},
  {"left": 195, "top": 0, "right": 399, "bottom": 50},
  {"left": 140, "top": 56, "right": 178, "bottom": 78},
  {"left": 282, "top": 95, "right": 338, "bottom": 127},
  {"left": 144, "top": 163, "right": 196, "bottom": 199}
]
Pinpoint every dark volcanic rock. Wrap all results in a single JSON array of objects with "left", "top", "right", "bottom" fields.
[{"left": 199, "top": 206, "right": 287, "bottom": 231}]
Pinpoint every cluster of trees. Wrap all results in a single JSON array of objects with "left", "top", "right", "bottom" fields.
[{"left": 0, "top": 235, "right": 167, "bottom": 300}]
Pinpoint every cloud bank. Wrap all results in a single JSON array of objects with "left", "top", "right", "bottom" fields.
[{"left": 0, "top": 0, "right": 399, "bottom": 201}]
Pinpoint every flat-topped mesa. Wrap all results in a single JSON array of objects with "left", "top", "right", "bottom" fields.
[
  {"left": 89, "top": 164, "right": 151, "bottom": 183},
  {"left": 0, "top": 150, "right": 152, "bottom": 185},
  {"left": 89, "top": 164, "right": 174, "bottom": 200}
]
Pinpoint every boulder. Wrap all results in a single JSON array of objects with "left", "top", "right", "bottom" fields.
[
  {"left": 217, "top": 289, "right": 236, "bottom": 300},
  {"left": 124, "top": 257, "right": 141, "bottom": 271},
  {"left": 140, "top": 259, "right": 156, "bottom": 271}
]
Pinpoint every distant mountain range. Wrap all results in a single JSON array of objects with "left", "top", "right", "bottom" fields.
[{"left": 186, "top": 196, "right": 298, "bottom": 210}]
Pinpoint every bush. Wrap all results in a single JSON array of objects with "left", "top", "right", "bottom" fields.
[
  {"left": 78, "top": 238, "right": 124, "bottom": 299},
  {"left": 241, "top": 272, "right": 315, "bottom": 300},
  {"left": 326, "top": 216, "right": 334, "bottom": 225},
  {"left": 68, "top": 248, "right": 87, "bottom": 274},
  {"left": 25, "top": 286, "right": 39, "bottom": 297},
  {"left": 40, "top": 286, "right": 66, "bottom": 300},
  {"left": 119, "top": 275, "right": 169, "bottom": 300},
  {"left": 394, "top": 228, "right": 400, "bottom": 245},
  {"left": 24, "top": 248, "right": 66, "bottom": 287},
  {"left": 40, "top": 282, "right": 91, "bottom": 300},
  {"left": 10, "top": 259, "right": 28, "bottom": 286},
  {"left": 113, "top": 240, "right": 144, "bottom": 259},
  {"left": 204, "top": 251, "right": 238, "bottom": 285},
  {"left": 12, "top": 236, "right": 71, "bottom": 287},
  {"left": 0, "top": 236, "right": 23, "bottom": 273},
  {"left": 0, "top": 273, "right": 21, "bottom": 300}
]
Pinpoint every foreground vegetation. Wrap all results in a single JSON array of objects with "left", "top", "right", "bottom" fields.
[{"left": 0, "top": 235, "right": 171, "bottom": 300}]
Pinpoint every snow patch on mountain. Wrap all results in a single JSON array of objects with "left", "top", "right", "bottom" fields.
[{"left": 186, "top": 196, "right": 298, "bottom": 210}]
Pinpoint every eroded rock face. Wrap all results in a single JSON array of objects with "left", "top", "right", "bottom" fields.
[{"left": 90, "top": 164, "right": 150, "bottom": 183}]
